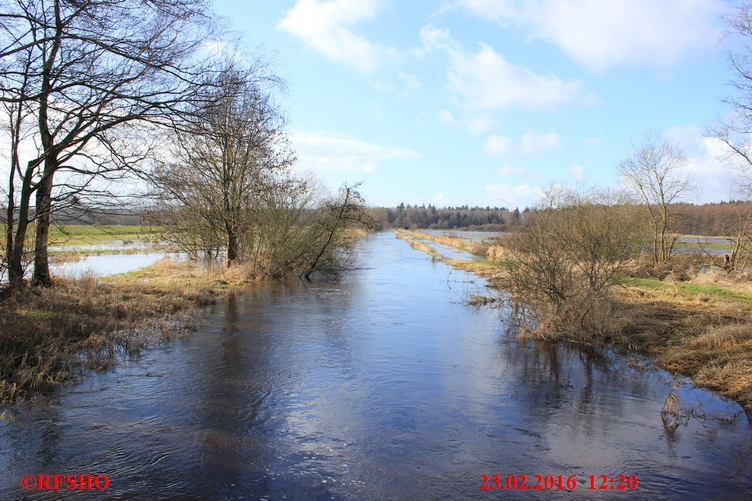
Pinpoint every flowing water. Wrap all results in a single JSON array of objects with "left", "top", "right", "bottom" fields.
[{"left": 1, "top": 233, "right": 751, "bottom": 500}]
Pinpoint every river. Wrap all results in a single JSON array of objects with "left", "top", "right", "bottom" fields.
[{"left": 1, "top": 232, "right": 751, "bottom": 500}]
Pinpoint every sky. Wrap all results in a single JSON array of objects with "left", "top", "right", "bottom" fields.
[{"left": 211, "top": 0, "right": 746, "bottom": 209}]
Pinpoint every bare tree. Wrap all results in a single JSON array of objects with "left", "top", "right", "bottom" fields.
[
  {"left": 149, "top": 62, "right": 372, "bottom": 279},
  {"left": 710, "top": 1, "right": 752, "bottom": 199},
  {"left": 496, "top": 186, "right": 641, "bottom": 340},
  {"left": 299, "top": 183, "right": 372, "bottom": 281},
  {"left": 0, "top": 0, "right": 217, "bottom": 289},
  {"left": 616, "top": 130, "right": 695, "bottom": 263},
  {"left": 707, "top": 1, "right": 752, "bottom": 273},
  {"left": 150, "top": 60, "right": 293, "bottom": 267}
]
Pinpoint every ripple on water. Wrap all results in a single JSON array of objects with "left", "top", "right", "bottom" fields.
[{"left": 1, "top": 233, "right": 752, "bottom": 500}]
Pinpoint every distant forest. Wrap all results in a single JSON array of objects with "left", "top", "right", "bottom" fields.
[{"left": 373, "top": 201, "right": 752, "bottom": 236}]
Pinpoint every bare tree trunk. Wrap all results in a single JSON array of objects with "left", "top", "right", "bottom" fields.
[
  {"left": 8, "top": 220, "right": 29, "bottom": 290},
  {"left": 32, "top": 167, "right": 55, "bottom": 286},
  {"left": 8, "top": 162, "right": 35, "bottom": 289},
  {"left": 226, "top": 229, "right": 238, "bottom": 267}
]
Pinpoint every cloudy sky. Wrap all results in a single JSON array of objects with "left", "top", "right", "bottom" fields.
[{"left": 213, "top": 0, "right": 744, "bottom": 209}]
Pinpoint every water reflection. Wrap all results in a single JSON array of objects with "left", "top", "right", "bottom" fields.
[
  {"left": 1, "top": 233, "right": 751, "bottom": 500},
  {"left": 51, "top": 252, "right": 174, "bottom": 278}
]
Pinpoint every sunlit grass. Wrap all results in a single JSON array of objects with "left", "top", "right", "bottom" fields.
[
  {"left": 675, "top": 241, "right": 734, "bottom": 251},
  {"left": 48, "top": 225, "right": 162, "bottom": 246},
  {"left": 617, "top": 276, "right": 752, "bottom": 303}
]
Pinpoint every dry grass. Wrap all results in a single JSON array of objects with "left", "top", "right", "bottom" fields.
[
  {"left": 394, "top": 230, "right": 503, "bottom": 279},
  {"left": 394, "top": 230, "right": 442, "bottom": 259},
  {"left": 414, "top": 231, "right": 490, "bottom": 257},
  {"left": 0, "top": 258, "right": 258, "bottom": 403},
  {"left": 564, "top": 279, "right": 752, "bottom": 412},
  {"left": 49, "top": 250, "right": 82, "bottom": 264},
  {"left": 396, "top": 228, "right": 752, "bottom": 412}
]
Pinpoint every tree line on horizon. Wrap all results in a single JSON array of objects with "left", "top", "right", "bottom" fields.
[
  {"left": 7, "top": 198, "right": 749, "bottom": 239},
  {"left": 373, "top": 200, "right": 752, "bottom": 237}
]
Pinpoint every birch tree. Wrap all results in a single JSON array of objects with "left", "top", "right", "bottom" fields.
[{"left": 616, "top": 130, "right": 695, "bottom": 263}]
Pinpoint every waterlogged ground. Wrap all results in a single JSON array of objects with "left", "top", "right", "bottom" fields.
[
  {"left": 51, "top": 251, "right": 172, "bottom": 278},
  {"left": 0, "top": 242, "right": 171, "bottom": 282},
  {"left": 1, "top": 233, "right": 751, "bottom": 500}
]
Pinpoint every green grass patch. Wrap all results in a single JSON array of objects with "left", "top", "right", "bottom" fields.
[
  {"left": 618, "top": 276, "right": 752, "bottom": 303},
  {"left": 49, "top": 225, "right": 162, "bottom": 245},
  {"left": 675, "top": 241, "right": 734, "bottom": 251},
  {"left": 470, "top": 258, "right": 497, "bottom": 267}
]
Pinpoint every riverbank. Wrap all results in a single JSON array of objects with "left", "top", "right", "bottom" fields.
[
  {"left": 1, "top": 222, "right": 372, "bottom": 403},
  {"left": 395, "top": 229, "right": 752, "bottom": 413},
  {"left": 5, "top": 231, "right": 750, "bottom": 500},
  {"left": 0, "top": 259, "right": 257, "bottom": 403}
]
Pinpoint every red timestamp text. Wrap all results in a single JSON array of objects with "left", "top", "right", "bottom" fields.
[{"left": 479, "top": 474, "right": 638, "bottom": 491}]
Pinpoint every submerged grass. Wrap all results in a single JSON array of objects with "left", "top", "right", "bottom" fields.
[
  {"left": 49, "top": 246, "right": 162, "bottom": 265},
  {"left": 0, "top": 258, "right": 255, "bottom": 403},
  {"left": 395, "top": 229, "right": 503, "bottom": 278},
  {"left": 397, "top": 229, "right": 752, "bottom": 413},
  {"left": 414, "top": 230, "right": 491, "bottom": 257}
]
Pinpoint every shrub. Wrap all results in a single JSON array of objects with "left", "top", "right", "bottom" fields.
[{"left": 495, "top": 187, "right": 642, "bottom": 341}]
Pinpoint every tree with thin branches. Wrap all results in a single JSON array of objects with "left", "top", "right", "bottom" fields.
[
  {"left": 616, "top": 130, "right": 695, "bottom": 263},
  {"left": 1, "top": 0, "right": 217, "bottom": 289}
]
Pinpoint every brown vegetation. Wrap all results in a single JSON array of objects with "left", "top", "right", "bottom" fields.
[
  {"left": 0, "top": 259, "right": 256, "bottom": 403},
  {"left": 610, "top": 279, "right": 752, "bottom": 412},
  {"left": 397, "top": 228, "right": 752, "bottom": 413},
  {"left": 416, "top": 231, "right": 490, "bottom": 257}
]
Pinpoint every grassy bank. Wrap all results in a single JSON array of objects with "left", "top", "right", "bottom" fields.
[
  {"left": 394, "top": 229, "right": 502, "bottom": 278},
  {"left": 49, "top": 224, "right": 162, "bottom": 246},
  {"left": 395, "top": 229, "right": 752, "bottom": 413},
  {"left": 1, "top": 223, "right": 372, "bottom": 404},
  {"left": 412, "top": 230, "right": 491, "bottom": 257},
  {"left": 0, "top": 259, "right": 256, "bottom": 403}
]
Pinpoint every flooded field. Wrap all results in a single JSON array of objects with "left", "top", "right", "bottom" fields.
[
  {"left": 51, "top": 252, "right": 172, "bottom": 278},
  {"left": 1, "top": 233, "right": 751, "bottom": 500}
]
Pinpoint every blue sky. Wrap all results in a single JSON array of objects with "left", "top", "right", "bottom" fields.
[{"left": 212, "top": 0, "right": 742, "bottom": 209}]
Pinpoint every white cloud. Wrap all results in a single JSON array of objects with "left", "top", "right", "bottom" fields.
[
  {"left": 569, "top": 165, "right": 585, "bottom": 182},
  {"left": 437, "top": 109, "right": 457, "bottom": 125},
  {"left": 451, "top": 43, "right": 590, "bottom": 109},
  {"left": 437, "top": 109, "right": 495, "bottom": 134},
  {"left": 520, "top": 132, "right": 561, "bottom": 155},
  {"left": 278, "top": 0, "right": 388, "bottom": 73},
  {"left": 465, "top": 116, "right": 496, "bottom": 135},
  {"left": 457, "top": 0, "right": 726, "bottom": 71},
  {"left": 483, "top": 135, "right": 514, "bottom": 157},
  {"left": 483, "top": 132, "right": 561, "bottom": 158},
  {"left": 421, "top": 24, "right": 593, "bottom": 109},
  {"left": 292, "top": 131, "right": 419, "bottom": 174},
  {"left": 498, "top": 165, "right": 526, "bottom": 177},
  {"left": 419, "top": 24, "right": 453, "bottom": 53},
  {"left": 663, "top": 125, "right": 738, "bottom": 203},
  {"left": 484, "top": 183, "right": 544, "bottom": 209},
  {"left": 398, "top": 71, "right": 422, "bottom": 91}
]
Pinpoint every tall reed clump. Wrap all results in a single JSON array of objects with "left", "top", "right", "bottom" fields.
[{"left": 494, "top": 187, "right": 643, "bottom": 342}]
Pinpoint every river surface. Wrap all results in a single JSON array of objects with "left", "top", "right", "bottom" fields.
[{"left": 1, "top": 232, "right": 751, "bottom": 500}]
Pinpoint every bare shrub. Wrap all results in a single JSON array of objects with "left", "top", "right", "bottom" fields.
[{"left": 495, "top": 187, "right": 642, "bottom": 341}]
